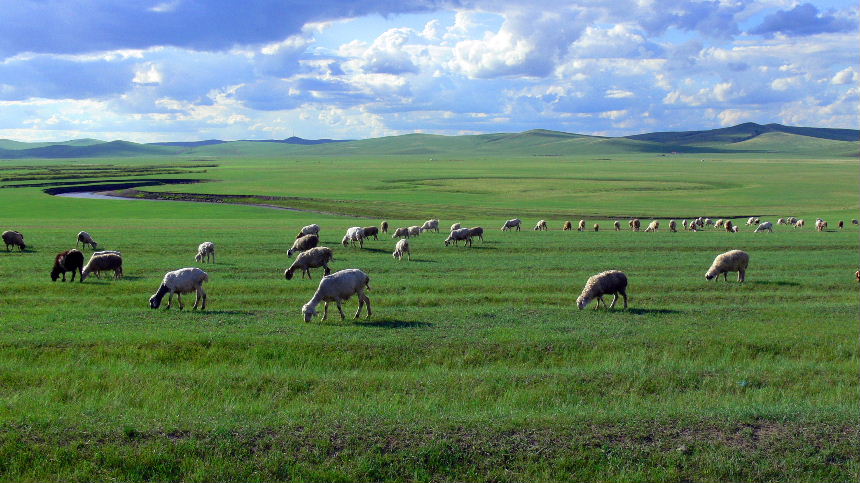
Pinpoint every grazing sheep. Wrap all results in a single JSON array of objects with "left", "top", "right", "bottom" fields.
[
  {"left": 838, "top": 220, "right": 844, "bottom": 229},
  {"left": 392, "top": 238, "right": 411, "bottom": 261},
  {"left": 362, "top": 226, "right": 380, "bottom": 240},
  {"left": 468, "top": 226, "right": 484, "bottom": 242},
  {"left": 51, "top": 249, "right": 84, "bottom": 282},
  {"left": 705, "top": 249, "right": 749, "bottom": 283},
  {"left": 794, "top": 219, "right": 805, "bottom": 229},
  {"left": 631, "top": 218, "right": 641, "bottom": 231},
  {"left": 746, "top": 217, "right": 758, "bottom": 226},
  {"left": 725, "top": 220, "right": 735, "bottom": 232},
  {"left": 76, "top": 231, "right": 98, "bottom": 250},
  {"left": 285, "top": 247, "right": 334, "bottom": 280},
  {"left": 81, "top": 253, "right": 123, "bottom": 281},
  {"left": 445, "top": 228, "right": 473, "bottom": 247},
  {"left": 614, "top": 221, "right": 621, "bottom": 231},
  {"left": 149, "top": 267, "right": 208, "bottom": 310},
  {"left": 408, "top": 226, "right": 423, "bottom": 237},
  {"left": 86, "top": 250, "right": 123, "bottom": 277},
  {"left": 689, "top": 222, "right": 698, "bottom": 232},
  {"left": 593, "top": 223, "right": 599, "bottom": 232},
  {"left": 669, "top": 220, "right": 677, "bottom": 232},
  {"left": 342, "top": 227, "right": 365, "bottom": 248},
  {"left": 853, "top": 219, "right": 859, "bottom": 225},
  {"left": 714, "top": 219, "right": 724, "bottom": 228},
  {"left": 577, "top": 220, "right": 586, "bottom": 232},
  {"left": 777, "top": 218, "right": 787, "bottom": 225},
  {"left": 856, "top": 269, "right": 860, "bottom": 282},
  {"left": 381, "top": 221, "right": 389, "bottom": 233},
  {"left": 392, "top": 227, "right": 410, "bottom": 239},
  {"left": 754, "top": 222, "right": 773, "bottom": 233},
  {"left": 644, "top": 220, "right": 659, "bottom": 232},
  {"left": 421, "top": 219, "right": 440, "bottom": 233},
  {"left": 682, "top": 220, "right": 688, "bottom": 230},
  {"left": 501, "top": 219, "right": 522, "bottom": 231},
  {"left": 2, "top": 230, "right": 25, "bottom": 251},
  {"left": 534, "top": 220, "right": 548, "bottom": 231},
  {"left": 450, "top": 223, "right": 462, "bottom": 231},
  {"left": 295, "top": 224, "right": 320, "bottom": 239},
  {"left": 288, "top": 234, "right": 319, "bottom": 258},
  {"left": 576, "top": 270, "right": 628, "bottom": 310},
  {"left": 788, "top": 217, "right": 798, "bottom": 225},
  {"left": 704, "top": 218, "right": 714, "bottom": 227},
  {"left": 816, "top": 219, "right": 828, "bottom": 232},
  {"left": 301, "top": 268, "right": 371, "bottom": 322},
  {"left": 563, "top": 221, "right": 573, "bottom": 231},
  {"left": 195, "top": 241, "right": 216, "bottom": 263}
]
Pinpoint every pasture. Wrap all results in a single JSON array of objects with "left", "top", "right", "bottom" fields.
[{"left": 0, "top": 151, "right": 857, "bottom": 482}]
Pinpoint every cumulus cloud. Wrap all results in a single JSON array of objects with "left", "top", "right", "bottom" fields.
[{"left": 749, "top": 3, "right": 857, "bottom": 37}]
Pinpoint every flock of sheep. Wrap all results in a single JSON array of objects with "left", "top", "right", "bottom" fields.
[{"left": 1, "top": 212, "right": 851, "bottom": 320}]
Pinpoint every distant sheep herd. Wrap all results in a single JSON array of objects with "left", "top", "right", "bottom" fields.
[{"left": 2, "top": 214, "right": 856, "bottom": 320}]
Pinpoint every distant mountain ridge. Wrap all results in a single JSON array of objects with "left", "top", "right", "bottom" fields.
[{"left": 1, "top": 123, "right": 856, "bottom": 159}]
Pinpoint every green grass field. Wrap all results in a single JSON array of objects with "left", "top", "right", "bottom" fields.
[{"left": 0, "top": 149, "right": 857, "bottom": 482}]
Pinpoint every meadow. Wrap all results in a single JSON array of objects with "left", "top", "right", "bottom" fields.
[{"left": 0, "top": 150, "right": 857, "bottom": 482}]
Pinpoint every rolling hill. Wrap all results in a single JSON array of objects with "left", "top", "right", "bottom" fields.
[{"left": 1, "top": 123, "right": 856, "bottom": 159}]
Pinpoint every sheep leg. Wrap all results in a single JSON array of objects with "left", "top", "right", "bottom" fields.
[
  {"left": 609, "top": 293, "right": 618, "bottom": 309},
  {"left": 595, "top": 297, "right": 604, "bottom": 310},
  {"left": 620, "top": 290, "right": 628, "bottom": 309},
  {"left": 362, "top": 293, "right": 372, "bottom": 318},
  {"left": 305, "top": 268, "right": 312, "bottom": 280},
  {"left": 407, "top": 250, "right": 411, "bottom": 261},
  {"left": 177, "top": 293, "right": 184, "bottom": 310},
  {"left": 336, "top": 300, "right": 346, "bottom": 320},
  {"left": 166, "top": 292, "right": 173, "bottom": 309},
  {"left": 354, "top": 297, "right": 364, "bottom": 319},
  {"left": 738, "top": 270, "right": 745, "bottom": 283},
  {"left": 322, "top": 302, "right": 329, "bottom": 321},
  {"left": 323, "top": 264, "right": 331, "bottom": 276}
]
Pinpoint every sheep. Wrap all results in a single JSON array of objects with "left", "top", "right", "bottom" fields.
[
  {"left": 754, "top": 222, "right": 773, "bottom": 233},
  {"left": 534, "top": 220, "right": 548, "bottom": 231},
  {"left": 794, "top": 219, "right": 805, "bottom": 228},
  {"left": 614, "top": 221, "right": 621, "bottom": 231},
  {"left": 51, "top": 249, "right": 84, "bottom": 282},
  {"left": 301, "top": 268, "right": 371, "bottom": 322},
  {"left": 83, "top": 250, "right": 122, "bottom": 278},
  {"left": 725, "top": 220, "right": 735, "bottom": 232},
  {"left": 631, "top": 218, "right": 641, "bottom": 231},
  {"left": 682, "top": 220, "right": 688, "bottom": 230},
  {"left": 392, "top": 238, "right": 411, "bottom": 261},
  {"left": 669, "top": 220, "right": 677, "bottom": 232},
  {"left": 816, "top": 219, "right": 828, "bottom": 232},
  {"left": 451, "top": 223, "right": 462, "bottom": 231},
  {"left": 576, "top": 270, "right": 628, "bottom": 310},
  {"left": 408, "top": 226, "right": 423, "bottom": 237},
  {"left": 195, "top": 241, "right": 216, "bottom": 263},
  {"left": 149, "top": 267, "right": 208, "bottom": 310},
  {"left": 501, "top": 219, "right": 521, "bottom": 231},
  {"left": 468, "top": 226, "right": 484, "bottom": 242},
  {"left": 76, "top": 231, "right": 98, "bottom": 250},
  {"left": 838, "top": 220, "right": 844, "bottom": 229},
  {"left": 295, "top": 224, "right": 320, "bottom": 239},
  {"left": 362, "top": 226, "right": 380, "bottom": 240},
  {"left": 732, "top": 225, "right": 739, "bottom": 233},
  {"left": 787, "top": 217, "right": 798, "bottom": 225},
  {"left": 746, "top": 217, "right": 758, "bottom": 226},
  {"left": 381, "top": 221, "right": 389, "bottom": 233},
  {"left": 563, "top": 221, "right": 572, "bottom": 231},
  {"left": 704, "top": 218, "right": 714, "bottom": 227},
  {"left": 577, "top": 220, "right": 586, "bottom": 232},
  {"left": 445, "top": 228, "right": 473, "bottom": 247},
  {"left": 342, "top": 227, "right": 365, "bottom": 248},
  {"left": 853, "top": 219, "right": 859, "bottom": 225},
  {"left": 288, "top": 234, "right": 319, "bottom": 257},
  {"left": 285, "top": 247, "right": 334, "bottom": 280},
  {"left": 644, "top": 220, "right": 659, "bottom": 232},
  {"left": 777, "top": 218, "right": 787, "bottom": 225},
  {"left": 856, "top": 269, "right": 860, "bottom": 283},
  {"left": 593, "top": 223, "right": 599, "bottom": 232},
  {"left": 81, "top": 253, "right": 123, "bottom": 281},
  {"left": 392, "top": 227, "right": 410, "bottom": 239},
  {"left": 421, "top": 219, "right": 440, "bottom": 233},
  {"left": 714, "top": 219, "right": 724, "bottom": 228},
  {"left": 689, "top": 222, "right": 698, "bottom": 232},
  {"left": 705, "top": 249, "right": 749, "bottom": 282},
  {"left": 2, "top": 230, "right": 25, "bottom": 251}
]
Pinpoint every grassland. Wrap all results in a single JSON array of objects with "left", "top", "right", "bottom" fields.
[{"left": 0, "top": 148, "right": 857, "bottom": 482}]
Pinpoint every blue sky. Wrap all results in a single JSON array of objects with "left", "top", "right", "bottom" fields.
[{"left": 0, "top": 0, "right": 856, "bottom": 142}]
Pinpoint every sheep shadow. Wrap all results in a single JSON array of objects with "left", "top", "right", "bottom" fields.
[
  {"left": 625, "top": 308, "right": 683, "bottom": 315},
  {"left": 404, "top": 258, "right": 436, "bottom": 263},
  {"left": 354, "top": 320, "right": 433, "bottom": 329},
  {"left": 750, "top": 280, "right": 801, "bottom": 287},
  {"left": 360, "top": 247, "right": 390, "bottom": 254},
  {"left": 196, "top": 310, "right": 256, "bottom": 316}
]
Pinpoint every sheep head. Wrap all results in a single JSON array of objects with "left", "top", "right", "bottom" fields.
[{"left": 301, "top": 303, "right": 317, "bottom": 322}]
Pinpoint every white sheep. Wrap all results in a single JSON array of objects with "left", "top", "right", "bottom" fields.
[
  {"left": 2, "top": 230, "right": 25, "bottom": 251},
  {"left": 76, "top": 231, "right": 98, "bottom": 250},
  {"left": 776, "top": 218, "right": 787, "bottom": 225},
  {"left": 342, "top": 227, "right": 365, "bottom": 248},
  {"left": 644, "top": 220, "right": 659, "bottom": 232},
  {"left": 794, "top": 219, "right": 805, "bottom": 229},
  {"left": 746, "top": 217, "right": 757, "bottom": 226},
  {"left": 392, "top": 238, "right": 411, "bottom": 261},
  {"left": 87, "top": 250, "right": 122, "bottom": 277},
  {"left": 450, "top": 223, "right": 461, "bottom": 231},
  {"left": 421, "top": 219, "right": 440, "bottom": 233},
  {"left": 577, "top": 220, "right": 586, "bottom": 231},
  {"left": 288, "top": 234, "right": 319, "bottom": 257},
  {"left": 754, "top": 222, "right": 773, "bottom": 233},
  {"left": 285, "top": 247, "right": 334, "bottom": 280},
  {"left": 534, "top": 220, "right": 548, "bottom": 231},
  {"left": 468, "top": 226, "right": 484, "bottom": 242},
  {"left": 296, "top": 224, "right": 320, "bottom": 238},
  {"left": 301, "top": 269, "right": 371, "bottom": 322},
  {"left": 149, "top": 267, "right": 208, "bottom": 310},
  {"left": 705, "top": 250, "right": 749, "bottom": 282},
  {"left": 576, "top": 270, "right": 628, "bottom": 310},
  {"left": 501, "top": 219, "right": 521, "bottom": 231},
  {"left": 445, "top": 228, "right": 473, "bottom": 247},
  {"left": 81, "top": 253, "right": 123, "bottom": 281},
  {"left": 392, "top": 227, "right": 410, "bottom": 239},
  {"left": 195, "top": 241, "right": 216, "bottom": 263},
  {"left": 815, "top": 219, "right": 828, "bottom": 232},
  {"left": 614, "top": 221, "right": 621, "bottom": 231},
  {"left": 714, "top": 219, "right": 724, "bottom": 228},
  {"left": 408, "top": 225, "right": 423, "bottom": 237}
]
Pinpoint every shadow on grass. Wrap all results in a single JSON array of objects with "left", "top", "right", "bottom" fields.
[
  {"left": 404, "top": 258, "right": 436, "bottom": 263},
  {"left": 359, "top": 247, "right": 390, "bottom": 254},
  {"left": 751, "top": 280, "right": 801, "bottom": 287},
  {"left": 625, "top": 308, "right": 683, "bottom": 315},
  {"left": 354, "top": 319, "right": 433, "bottom": 329}
]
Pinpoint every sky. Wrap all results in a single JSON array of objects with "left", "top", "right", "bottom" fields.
[{"left": 0, "top": 0, "right": 857, "bottom": 142}]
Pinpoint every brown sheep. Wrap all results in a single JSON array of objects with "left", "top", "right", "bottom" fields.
[
  {"left": 725, "top": 220, "right": 735, "bottom": 232},
  {"left": 2, "top": 230, "right": 25, "bottom": 251},
  {"left": 563, "top": 221, "right": 572, "bottom": 231},
  {"left": 362, "top": 226, "right": 380, "bottom": 240},
  {"left": 51, "top": 249, "right": 84, "bottom": 282},
  {"left": 614, "top": 221, "right": 621, "bottom": 231},
  {"left": 593, "top": 223, "right": 599, "bottom": 232},
  {"left": 381, "top": 221, "right": 389, "bottom": 233}
]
